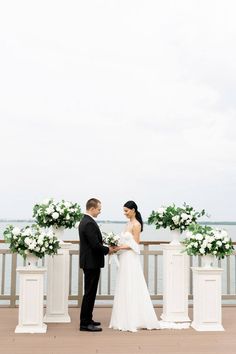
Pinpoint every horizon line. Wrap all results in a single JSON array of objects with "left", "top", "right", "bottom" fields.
[{"left": 0, "top": 219, "right": 236, "bottom": 225}]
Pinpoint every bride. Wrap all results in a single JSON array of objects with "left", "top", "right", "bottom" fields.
[{"left": 109, "top": 200, "right": 160, "bottom": 332}]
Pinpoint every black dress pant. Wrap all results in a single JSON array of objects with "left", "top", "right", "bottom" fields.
[{"left": 80, "top": 268, "right": 100, "bottom": 326}]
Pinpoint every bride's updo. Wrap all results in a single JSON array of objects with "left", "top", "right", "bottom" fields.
[{"left": 123, "top": 200, "right": 143, "bottom": 232}]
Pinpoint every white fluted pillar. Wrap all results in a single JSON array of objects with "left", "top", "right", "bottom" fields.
[
  {"left": 161, "top": 244, "right": 190, "bottom": 322},
  {"left": 191, "top": 267, "right": 224, "bottom": 331},
  {"left": 44, "top": 242, "right": 72, "bottom": 323},
  {"left": 15, "top": 267, "right": 47, "bottom": 333}
]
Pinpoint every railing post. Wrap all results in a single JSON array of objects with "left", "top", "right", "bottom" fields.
[
  {"left": 78, "top": 268, "right": 83, "bottom": 307},
  {"left": 10, "top": 253, "right": 17, "bottom": 307}
]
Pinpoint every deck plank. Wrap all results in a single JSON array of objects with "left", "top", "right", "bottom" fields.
[{"left": 0, "top": 307, "right": 236, "bottom": 354}]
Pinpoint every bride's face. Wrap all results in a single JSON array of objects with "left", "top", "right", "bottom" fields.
[{"left": 123, "top": 207, "right": 135, "bottom": 219}]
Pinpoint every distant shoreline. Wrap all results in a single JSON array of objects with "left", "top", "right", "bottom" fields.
[{"left": 0, "top": 219, "right": 236, "bottom": 225}]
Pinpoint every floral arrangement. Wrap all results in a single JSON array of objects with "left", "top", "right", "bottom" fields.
[
  {"left": 102, "top": 231, "right": 120, "bottom": 247},
  {"left": 33, "top": 198, "right": 82, "bottom": 228},
  {"left": 181, "top": 223, "right": 234, "bottom": 259},
  {"left": 3, "top": 224, "right": 60, "bottom": 259},
  {"left": 148, "top": 203, "right": 205, "bottom": 233}
]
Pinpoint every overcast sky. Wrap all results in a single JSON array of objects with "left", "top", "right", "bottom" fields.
[{"left": 0, "top": 0, "right": 235, "bottom": 221}]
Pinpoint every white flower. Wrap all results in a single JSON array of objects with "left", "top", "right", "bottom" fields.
[
  {"left": 52, "top": 212, "right": 59, "bottom": 219},
  {"left": 42, "top": 198, "right": 51, "bottom": 205},
  {"left": 195, "top": 233, "right": 203, "bottom": 241},
  {"left": 12, "top": 227, "right": 21, "bottom": 236},
  {"left": 29, "top": 242, "right": 36, "bottom": 250},
  {"left": 46, "top": 207, "right": 54, "bottom": 214},
  {"left": 66, "top": 214, "right": 70, "bottom": 220},
  {"left": 22, "top": 228, "right": 31, "bottom": 237},
  {"left": 200, "top": 248, "right": 205, "bottom": 254},
  {"left": 172, "top": 215, "right": 180, "bottom": 225},
  {"left": 24, "top": 237, "right": 32, "bottom": 246},
  {"left": 65, "top": 202, "right": 72, "bottom": 208},
  {"left": 41, "top": 247, "right": 45, "bottom": 252},
  {"left": 216, "top": 241, "right": 222, "bottom": 247},
  {"left": 181, "top": 213, "right": 189, "bottom": 221},
  {"left": 225, "top": 244, "right": 230, "bottom": 249}
]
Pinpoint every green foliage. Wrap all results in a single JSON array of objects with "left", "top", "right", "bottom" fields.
[
  {"left": 148, "top": 203, "right": 205, "bottom": 233},
  {"left": 182, "top": 223, "right": 234, "bottom": 259},
  {"left": 3, "top": 224, "right": 60, "bottom": 259},
  {"left": 33, "top": 198, "right": 83, "bottom": 228}
]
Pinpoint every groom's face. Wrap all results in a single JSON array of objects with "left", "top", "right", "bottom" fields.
[{"left": 90, "top": 203, "right": 102, "bottom": 218}]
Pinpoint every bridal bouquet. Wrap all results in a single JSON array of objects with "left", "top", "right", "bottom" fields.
[
  {"left": 33, "top": 198, "right": 83, "bottom": 228},
  {"left": 181, "top": 223, "right": 234, "bottom": 259},
  {"left": 102, "top": 231, "right": 120, "bottom": 267},
  {"left": 148, "top": 203, "right": 205, "bottom": 233},
  {"left": 102, "top": 231, "right": 120, "bottom": 247},
  {"left": 3, "top": 224, "right": 60, "bottom": 259}
]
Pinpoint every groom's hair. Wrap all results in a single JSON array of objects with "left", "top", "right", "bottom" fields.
[{"left": 86, "top": 198, "right": 101, "bottom": 210}]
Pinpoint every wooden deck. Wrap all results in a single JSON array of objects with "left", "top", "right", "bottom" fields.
[{"left": 0, "top": 307, "right": 236, "bottom": 354}]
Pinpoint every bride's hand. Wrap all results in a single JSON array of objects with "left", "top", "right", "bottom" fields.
[{"left": 113, "top": 246, "right": 121, "bottom": 252}]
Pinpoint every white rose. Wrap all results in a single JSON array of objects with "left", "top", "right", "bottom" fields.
[
  {"left": 12, "top": 227, "right": 21, "bottom": 236},
  {"left": 24, "top": 237, "right": 32, "bottom": 246},
  {"left": 200, "top": 248, "right": 205, "bottom": 254},
  {"left": 42, "top": 198, "right": 51, "bottom": 205},
  {"left": 66, "top": 214, "right": 70, "bottom": 220},
  {"left": 41, "top": 247, "right": 45, "bottom": 252},
  {"left": 225, "top": 244, "right": 230, "bottom": 249},
  {"left": 172, "top": 216, "right": 180, "bottom": 225},
  {"left": 157, "top": 207, "right": 166, "bottom": 215},
  {"left": 65, "top": 202, "right": 72, "bottom": 208},
  {"left": 52, "top": 212, "right": 59, "bottom": 219},
  {"left": 216, "top": 241, "right": 222, "bottom": 247},
  {"left": 181, "top": 213, "right": 189, "bottom": 220},
  {"left": 22, "top": 228, "right": 31, "bottom": 236}
]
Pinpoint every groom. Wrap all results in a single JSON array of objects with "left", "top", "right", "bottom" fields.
[{"left": 79, "top": 198, "right": 114, "bottom": 332}]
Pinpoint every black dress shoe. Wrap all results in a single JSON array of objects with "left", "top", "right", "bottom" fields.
[
  {"left": 80, "top": 324, "right": 102, "bottom": 332},
  {"left": 91, "top": 320, "right": 101, "bottom": 326}
]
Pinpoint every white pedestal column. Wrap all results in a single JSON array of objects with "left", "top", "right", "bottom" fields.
[
  {"left": 44, "top": 242, "right": 72, "bottom": 323},
  {"left": 15, "top": 267, "right": 47, "bottom": 333},
  {"left": 161, "top": 244, "right": 190, "bottom": 322},
  {"left": 191, "top": 267, "right": 224, "bottom": 331}
]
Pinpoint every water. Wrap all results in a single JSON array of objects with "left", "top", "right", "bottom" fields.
[{"left": 1, "top": 220, "right": 236, "bottom": 242}]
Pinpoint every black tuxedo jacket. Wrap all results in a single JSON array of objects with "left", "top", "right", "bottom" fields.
[{"left": 79, "top": 214, "right": 109, "bottom": 269}]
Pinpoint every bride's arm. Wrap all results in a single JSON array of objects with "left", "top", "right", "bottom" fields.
[{"left": 115, "top": 224, "right": 141, "bottom": 250}]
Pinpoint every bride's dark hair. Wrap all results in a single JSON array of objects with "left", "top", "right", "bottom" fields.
[{"left": 123, "top": 200, "right": 143, "bottom": 232}]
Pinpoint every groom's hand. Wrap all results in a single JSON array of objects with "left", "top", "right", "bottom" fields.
[{"left": 108, "top": 246, "right": 115, "bottom": 254}]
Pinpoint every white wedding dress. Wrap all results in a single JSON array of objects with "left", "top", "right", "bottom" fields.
[{"left": 109, "top": 231, "right": 160, "bottom": 332}]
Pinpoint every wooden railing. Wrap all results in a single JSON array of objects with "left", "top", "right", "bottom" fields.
[{"left": 1, "top": 240, "right": 236, "bottom": 307}]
